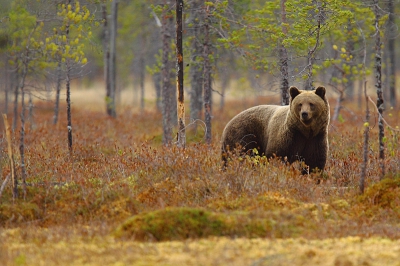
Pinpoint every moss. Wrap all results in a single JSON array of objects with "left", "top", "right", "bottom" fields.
[
  {"left": 186, "top": 127, "right": 206, "bottom": 143},
  {"left": 0, "top": 202, "right": 41, "bottom": 223},
  {"left": 332, "top": 199, "right": 350, "bottom": 209},
  {"left": 114, "top": 207, "right": 228, "bottom": 241},
  {"left": 358, "top": 176, "right": 400, "bottom": 209},
  {"left": 150, "top": 134, "right": 163, "bottom": 146},
  {"left": 114, "top": 207, "right": 308, "bottom": 241}
]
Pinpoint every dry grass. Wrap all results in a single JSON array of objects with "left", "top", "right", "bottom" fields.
[
  {"left": 0, "top": 92, "right": 399, "bottom": 265},
  {"left": 2, "top": 227, "right": 400, "bottom": 266}
]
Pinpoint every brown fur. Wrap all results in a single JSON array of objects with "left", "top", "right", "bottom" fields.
[{"left": 221, "top": 86, "right": 330, "bottom": 172}]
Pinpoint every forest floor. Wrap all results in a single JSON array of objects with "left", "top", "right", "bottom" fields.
[{"left": 1, "top": 93, "right": 399, "bottom": 265}]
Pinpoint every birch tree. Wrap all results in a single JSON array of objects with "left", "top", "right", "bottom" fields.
[
  {"left": 7, "top": 6, "right": 43, "bottom": 198},
  {"left": 47, "top": 1, "right": 91, "bottom": 151}
]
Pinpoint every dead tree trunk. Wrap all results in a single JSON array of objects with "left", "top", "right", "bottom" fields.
[
  {"left": 176, "top": 0, "right": 186, "bottom": 148},
  {"left": 373, "top": 0, "right": 385, "bottom": 179}
]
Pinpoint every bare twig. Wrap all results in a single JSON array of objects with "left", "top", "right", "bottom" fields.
[
  {"left": 367, "top": 96, "right": 399, "bottom": 132},
  {"left": 2, "top": 114, "right": 18, "bottom": 199},
  {"left": 304, "top": 3, "right": 323, "bottom": 90}
]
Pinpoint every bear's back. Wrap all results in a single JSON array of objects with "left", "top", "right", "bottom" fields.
[{"left": 221, "top": 104, "right": 288, "bottom": 155}]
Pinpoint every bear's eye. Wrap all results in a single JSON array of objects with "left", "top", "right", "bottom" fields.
[{"left": 309, "top": 103, "right": 315, "bottom": 110}]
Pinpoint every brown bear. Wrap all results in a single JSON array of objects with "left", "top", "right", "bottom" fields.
[{"left": 221, "top": 86, "right": 330, "bottom": 173}]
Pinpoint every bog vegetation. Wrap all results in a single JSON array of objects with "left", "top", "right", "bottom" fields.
[{"left": 1, "top": 96, "right": 399, "bottom": 264}]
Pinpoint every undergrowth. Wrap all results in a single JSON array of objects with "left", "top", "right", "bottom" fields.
[{"left": 0, "top": 100, "right": 399, "bottom": 241}]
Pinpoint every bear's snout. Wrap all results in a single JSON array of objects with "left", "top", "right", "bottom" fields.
[{"left": 301, "top": 112, "right": 309, "bottom": 120}]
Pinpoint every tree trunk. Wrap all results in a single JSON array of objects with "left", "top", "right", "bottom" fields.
[
  {"left": 12, "top": 72, "right": 19, "bottom": 133},
  {"left": 108, "top": 0, "right": 118, "bottom": 117},
  {"left": 332, "top": 89, "right": 344, "bottom": 121},
  {"left": 219, "top": 71, "right": 228, "bottom": 112},
  {"left": 4, "top": 59, "right": 9, "bottom": 114},
  {"left": 219, "top": 51, "right": 234, "bottom": 112},
  {"left": 189, "top": 0, "right": 204, "bottom": 130},
  {"left": 53, "top": 60, "right": 62, "bottom": 124},
  {"left": 176, "top": 0, "right": 186, "bottom": 148},
  {"left": 66, "top": 0, "right": 73, "bottom": 153},
  {"left": 203, "top": 4, "right": 212, "bottom": 144},
  {"left": 139, "top": 52, "right": 145, "bottom": 112},
  {"left": 373, "top": 0, "right": 385, "bottom": 179},
  {"left": 280, "top": 0, "right": 289, "bottom": 105},
  {"left": 357, "top": 80, "right": 362, "bottom": 109},
  {"left": 28, "top": 93, "right": 34, "bottom": 130},
  {"left": 19, "top": 72, "right": 27, "bottom": 199},
  {"left": 360, "top": 81, "right": 369, "bottom": 194},
  {"left": 345, "top": 21, "right": 355, "bottom": 101},
  {"left": 18, "top": 46, "right": 30, "bottom": 198},
  {"left": 153, "top": 73, "right": 162, "bottom": 112},
  {"left": 387, "top": 0, "right": 396, "bottom": 108},
  {"left": 161, "top": 2, "right": 173, "bottom": 145},
  {"left": 66, "top": 63, "right": 72, "bottom": 153},
  {"left": 102, "top": 3, "right": 112, "bottom": 117}
]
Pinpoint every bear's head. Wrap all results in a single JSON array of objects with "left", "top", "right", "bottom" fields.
[{"left": 289, "top": 86, "right": 329, "bottom": 133}]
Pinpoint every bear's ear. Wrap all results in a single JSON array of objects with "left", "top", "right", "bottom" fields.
[
  {"left": 315, "top": 86, "right": 326, "bottom": 98},
  {"left": 289, "top": 86, "right": 301, "bottom": 100}
]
